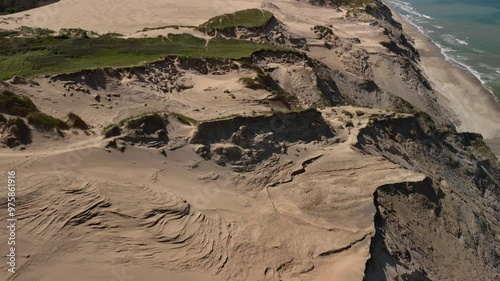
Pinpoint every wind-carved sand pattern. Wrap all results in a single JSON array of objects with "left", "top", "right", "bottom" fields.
[{"left": 142, "top": 189, "right": 231, "bottom": 274}]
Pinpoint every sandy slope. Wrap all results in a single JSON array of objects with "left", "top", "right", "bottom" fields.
[
  {"left": 0, "top": 112, "right": 425, "bottom": 281},
  {"left": 0, "top": 0, "right": 262, "bottom": 34}
]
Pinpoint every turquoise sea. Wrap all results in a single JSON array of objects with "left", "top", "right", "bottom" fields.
[{"left": 385, "top": 0, "right": 500, "bottom": 99}]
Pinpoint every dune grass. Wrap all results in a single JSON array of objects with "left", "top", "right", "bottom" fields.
[
  {"left": 172, "top": 113, "right": 198, "bottom": 126},
  {"left": 27, "top": 112, "right": 69, "bottom": 130},
  {"left": 0, "top": 90, "right": 39, "bottom": 117},
  {"left": 198, "top": 9, "right": 274, "bottom": 33},
  {"left": 67, "top": 112, "right": 89, "bottom": 130},
  {"left": 0, "top": 33, "right": 285, "bottom": 80}
]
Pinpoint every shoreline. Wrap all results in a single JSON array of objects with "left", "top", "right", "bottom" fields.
[
  {"left": 385, "top": 1, "right": 499, "bottom": 101},
  {"left": 382, "top": 0, "right": 500, "bottom": 156}
]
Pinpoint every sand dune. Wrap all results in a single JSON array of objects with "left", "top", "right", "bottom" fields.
[{"left": 0, "top": 1, "right": 499, "bottom": 280}]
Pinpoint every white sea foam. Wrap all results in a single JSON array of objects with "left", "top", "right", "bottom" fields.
[
  {"left": 386, "top": 0, "right": 497, "bottom": 96},
  {"left": 478, "top": 64, "right": 500, "bottom": 78},
  {"left": 388, "top": 0, "right": 433, "bottom": 21},
  {"left": 442, "top": 34, "right": 469, "bottom": 46}
]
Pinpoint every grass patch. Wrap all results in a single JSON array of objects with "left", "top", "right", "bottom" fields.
[
  {"left": 172, "top": 113, "right": 198, "bottom": 126},
  {"left": 198, "top": 9, "right": 274, "bottom": 33},
  {"left": 0, "top": 90, "right": 39, "bottom": 117},
  {"left": 59, "top": 28, "right": 99, "bottom": 38},
  {"left": 18, "top": 26, "right": 55, "bottom": 37},
  {"left": 140, "top": 25, "right": 197, "bottom": 32},
  {"left": 0, "top": 33, "right": 286, "bottom": 80},
  {"left": 27, "top": 112, "right": 69, "bottom": 130},
  {"left": 117, "top": 112, "right": 161, "bottom": 127},
  {"left": 0, "top": 29, "right": 20, "bottom": 37},
  {"left": 238, "top": 76, "right": 267, "bottom": 90},
  {"left": 67, "top": 112, "right": 89, "bottom": 130}
]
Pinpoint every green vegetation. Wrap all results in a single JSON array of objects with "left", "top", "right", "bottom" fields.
[
  {"left": 0, "top": 0, "right": 59, "bottom": 15},
  {"left": 18, "top": 26, "right": 55, "bottom": 37},
  {"left": 172, "top": 113, "right": 198, "bottom": 126},
  {"left": 59, "top": 28, "right": 99, "bottom": 38},
  {"left": 67, "top": 112, "right": 89, "bottom": 130},
  {"left": 117, "top": 112, "right": 161, "bottom": 127},
  {"left": 0, "top": 33, "right": 285, "bottom": 80},
  {"left": 0, "top": 29, "right": 20, "bottom": 37},
  {"left": 198, "top": 9, "right": 274, "bottom": 33},
  {"left": 6, "top": 117, "right": 27, "bottom": 128},
  {"left": 27, "top": 112, "right": 69, "bottom": 130},
  {"left": 140, "top": 25, "right": 197, "bottom": 32},
  {"left": 0, "top": 90, "right": 39, "bottom": 117},
  {"left": 4, "top": 117, "right": 31, "bottom": 147},
  {"left": 238, "top": 77, "right": 267, "bottom": 90}
]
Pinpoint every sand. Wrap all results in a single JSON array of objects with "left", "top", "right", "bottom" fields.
[
  {"left": 0, "top": 108, "right": 426, "bottom": 281},
  {"left": 0, "top": 0, "right": 499, "bottom": 280}
]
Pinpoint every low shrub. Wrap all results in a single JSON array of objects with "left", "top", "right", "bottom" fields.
[
  {"left": 27, "top": 112, "right": 69, "bottom": 130},
  {"left": 0, "top": 90, "right": 39, "bottom": 117},
  {"left": 67, "top": 112, "right": 89, "bottom": 130},
  {"left": 172, "top": 113, "right": 198, "bottom": 126}
]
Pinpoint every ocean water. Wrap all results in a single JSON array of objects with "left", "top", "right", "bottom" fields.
[{"left": 385, "top": 0, "right": 500, "bottom": 99}]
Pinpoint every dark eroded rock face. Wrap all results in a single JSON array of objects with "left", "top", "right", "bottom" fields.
[
  {"left": 105, "top": 113, "right": 170, "bottom": 151},
  {"left": 357, "top": 116, "right": 500, "bottom": 280},
  {"left": 191, "top": 109, "right": 335, "bottom": 170},
  {"left": 1, "top": 117, "right": 32, "bottom": 148},
  {"left": 365, "top": 0, "right": 419, "bottom": 61}
]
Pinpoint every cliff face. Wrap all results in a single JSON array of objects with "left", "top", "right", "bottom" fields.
[{"left": 357, "top": 116, "right": 500, "bottom": 280}]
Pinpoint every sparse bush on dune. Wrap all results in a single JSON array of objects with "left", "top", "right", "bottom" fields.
[
  {"left": 58, "top": 28, "right": 99, "bottom": 38},
  {"left": 0, "top": 90, "right": 39, "bottom": 117},
  {"left": 238, "top": 77, "right": 267, "bottom": 90},
  {"left": 198, "top": 9, "right": 274, "bottom": 34},
  {"left": 103, "top": 124, "right": 121, "bottom": 139},
  {"left": 0, "top": 29, "right": 20, "bottom": 37},
  {"left": 172, "top": 113, "right": 198, "bottom": 126},
  {"left": 27, "top": 112, "right": 69, "bottom": 131},
  {"left": 2, "top": 117, "right": 31, "bottom": 147},
  {"left": 67, "top": 112, "right": 89, "bottom": 130},
  {"left": 17, "top": 26, "right": 55, "bottom": 37}
]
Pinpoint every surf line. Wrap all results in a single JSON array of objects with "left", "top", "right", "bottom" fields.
[{"left": 6, "top": 171, "right": 17, "bottom": 274}]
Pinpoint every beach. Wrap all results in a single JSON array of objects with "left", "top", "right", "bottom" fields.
[{"left": 385, "top": 1, "right": 500, "bottom": 156}]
